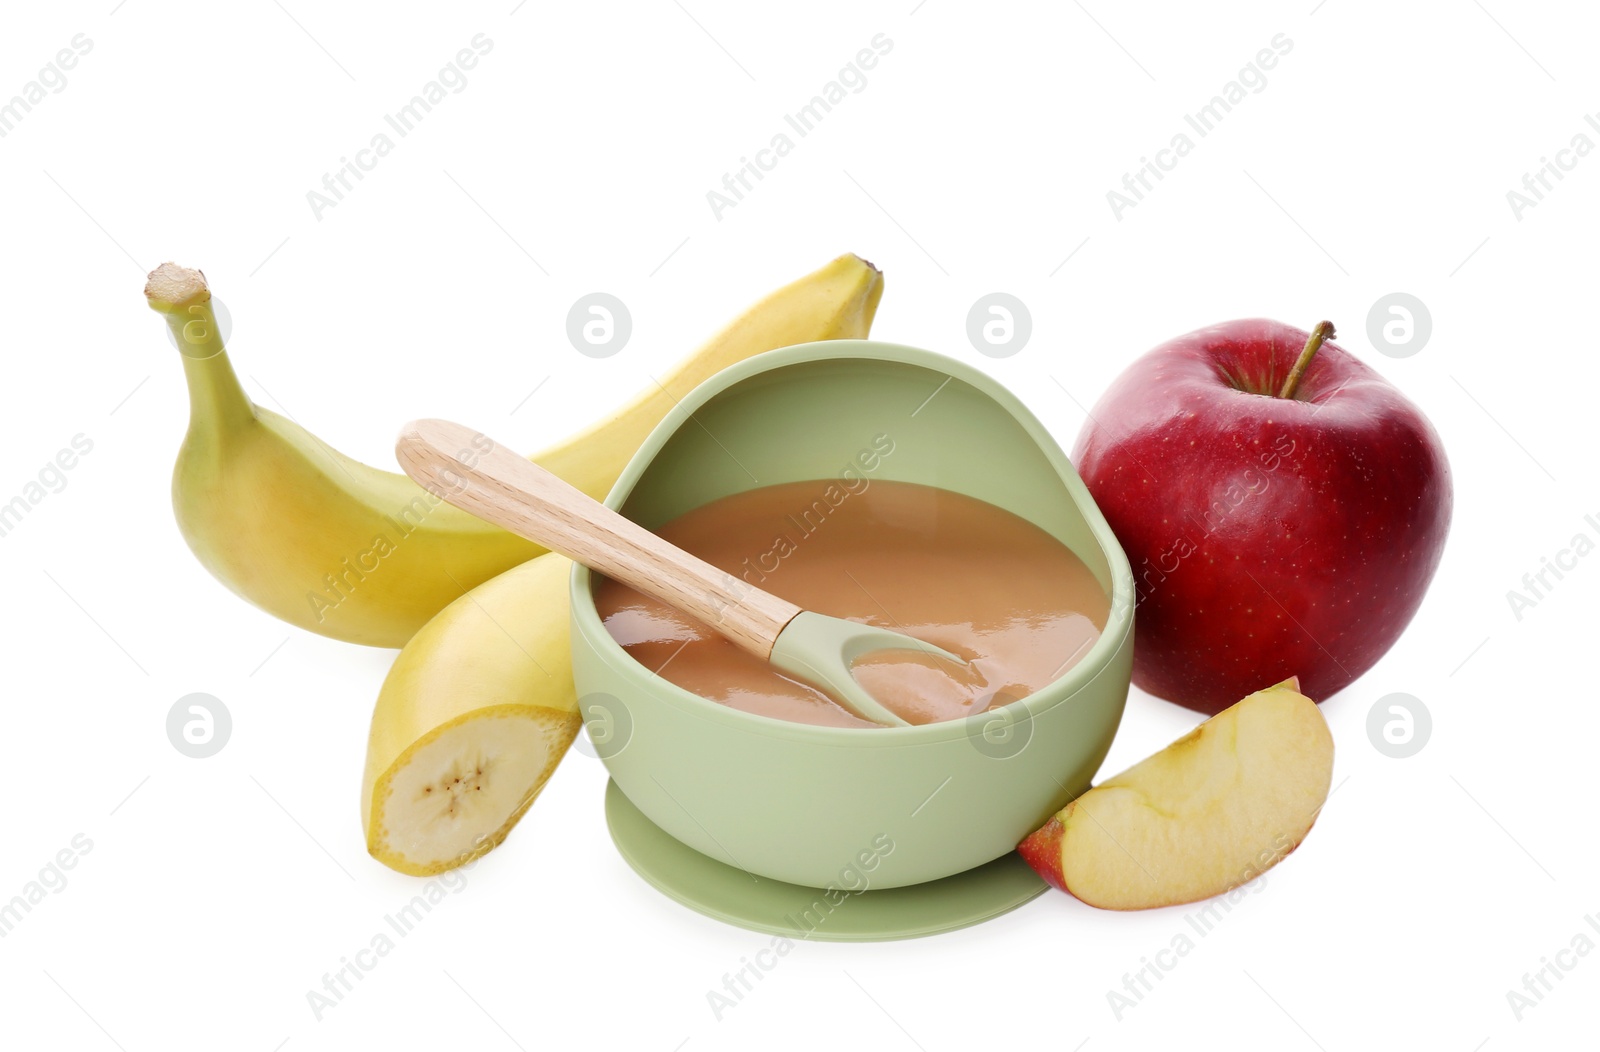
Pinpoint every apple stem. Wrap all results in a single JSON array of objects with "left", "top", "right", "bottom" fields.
[{"left": 1278, "top": 321, "right": 1336, "bottom": 400}]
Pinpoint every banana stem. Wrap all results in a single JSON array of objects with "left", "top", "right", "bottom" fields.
[
  {"left": 145, "top": 262, "right": 256, "bottom": 433},
  {"left": 146, "top": 263, "right": 226, "bottom": 359}
]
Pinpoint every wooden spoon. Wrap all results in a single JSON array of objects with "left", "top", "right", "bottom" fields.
[{"left": 395, "top": 419, "right": 970, "bottom": 728}]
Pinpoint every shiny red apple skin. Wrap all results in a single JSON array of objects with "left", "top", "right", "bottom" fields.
[{"left": 1071, "top": 319, "right": 1451, "bottom": 714}]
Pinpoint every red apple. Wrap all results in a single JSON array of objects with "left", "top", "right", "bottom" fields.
[{"left": 1072, "top": 319, "right": 1451, "bottom": 713}]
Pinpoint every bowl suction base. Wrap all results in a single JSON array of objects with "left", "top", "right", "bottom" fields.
[{"left": 604, "top": 779, "right": 1049, "bottom": 942}]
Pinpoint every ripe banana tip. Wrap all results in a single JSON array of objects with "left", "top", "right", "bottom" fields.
[{"left": 144, "top": 261, "right": 210, "bottom": 313}]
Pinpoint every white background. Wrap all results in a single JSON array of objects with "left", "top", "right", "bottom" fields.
[{"left": 1, "top": 0, "right": 1594, "bottom": 1048}]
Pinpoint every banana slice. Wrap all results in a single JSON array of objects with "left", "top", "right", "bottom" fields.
[{"left": 362, "top": 553, "right": 581, "bottom": 875}]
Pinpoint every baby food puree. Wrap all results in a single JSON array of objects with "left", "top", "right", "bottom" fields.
[{"left": 595, "top": 479, "right": 1109, "bottom": 728}]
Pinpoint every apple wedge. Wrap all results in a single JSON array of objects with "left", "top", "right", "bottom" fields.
[{"left": 1017, "top": 678, "right": 1333, "bottom": 910}]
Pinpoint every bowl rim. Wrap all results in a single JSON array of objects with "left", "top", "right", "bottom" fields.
[{"left": 568, "top": 339, "right": 1135, "bottom": 745}]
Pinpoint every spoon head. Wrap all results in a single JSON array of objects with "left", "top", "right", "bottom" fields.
[{"left": 768, "top": 611, "right": 967, "bottom": 728}]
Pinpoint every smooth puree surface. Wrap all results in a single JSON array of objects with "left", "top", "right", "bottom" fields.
[{"left": 593, "top": 479, "right": 1109, "bottom": 728}]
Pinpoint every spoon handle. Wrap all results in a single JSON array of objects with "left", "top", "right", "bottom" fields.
[{"left": 396, "top": 418, "right": 802, "bottom": 660}]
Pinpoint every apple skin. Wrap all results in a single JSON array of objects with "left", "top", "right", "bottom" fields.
[
  {"left": 1016, "top": 815, "right": 1066, "bottom": 891},
  {"left": 1071, "top": 319, "right": 1451, "bottom": 713}
]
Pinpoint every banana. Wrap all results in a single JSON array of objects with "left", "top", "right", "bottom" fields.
[
  {"left": 362, "top": 553, "right": 579, "bottom": 875},
  {"left": 145, "top": 254, "right": 884, "bottom": 648},
  {"left": 364, "top": 259, "right": 888, "bottom": 874}
]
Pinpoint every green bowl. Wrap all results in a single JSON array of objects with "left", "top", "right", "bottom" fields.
[{"left": 570, "top": 341, "right": 1134, "bottom": 890}]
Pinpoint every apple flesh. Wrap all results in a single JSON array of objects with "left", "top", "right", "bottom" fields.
[
  {"left": 1072, "top": 319, "right": 1452, "bottom": 713},
  {"left": 1017, "top": 679, "right": 1332, "bottom": 910}
]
